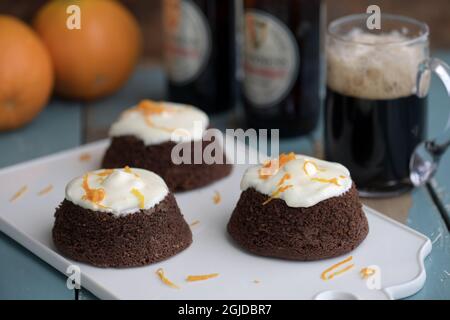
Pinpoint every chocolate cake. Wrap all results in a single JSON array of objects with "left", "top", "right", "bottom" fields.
[
  {"left": 227, "top": 153, "right": 369, "bottom": 261},
  {"left": 53, "top": 168, "right": 192, "bottom": 268},
  {"left": 102, "top": 100, "right": 232, "bottom": 192}
]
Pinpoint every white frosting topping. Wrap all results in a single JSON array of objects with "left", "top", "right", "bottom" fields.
[
  {"left": 241, "top": 154, "right": 352, "bottom": 208},
  {"left": 65, "top": 168, "right": 169, "bottom": 216},
  {"left": 109, "top": 100, "right": 209, "bottom": 146}
]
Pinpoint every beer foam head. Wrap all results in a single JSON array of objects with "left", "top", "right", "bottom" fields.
[{"left": 327, "top": 29, "right": 428, "bottom": 100}]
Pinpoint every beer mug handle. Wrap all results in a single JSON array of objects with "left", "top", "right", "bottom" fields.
[{"left": 410, "top": 58, "right": 450, "bottom": 186}]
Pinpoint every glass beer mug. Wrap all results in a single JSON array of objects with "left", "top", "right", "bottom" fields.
[{"left": 324, "top": 14, "right": 450, "bottom": 197}]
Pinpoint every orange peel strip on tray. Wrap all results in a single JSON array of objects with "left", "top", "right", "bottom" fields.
[
  {"left": 79, "top": 153, "right": 91, "bottom": 162},
  {"left": 156, "top": 268, "right": 179, "bottom": 289},
  {"left": 10, "top": 185, "right": 28, "bottom": 202},
  {"left": 186, "top": 273, "right": 219, "bottom": 282},
  {"left": 190, "top": 220, "right": 200, "bottom": 227},
  {"left": 360, "top": 267, "right": 376, "bottom": 279},
  {"left": 259, "top": 152, "right": 296, "bottom": 180},
  {"left": 213, "top": 191, "right": 221, "bottom": 204},
  {"left": 321, "top": 256, "right": 354, "bottom": 280},
  {"left": 38, "top": 185, "right": 53, "bottom": 196},
  {"left": 262, "top": 185, "right": 293, "bottom": 206},
  {"left": 131, "top": 188, "right": 145, "bottom": 209}
]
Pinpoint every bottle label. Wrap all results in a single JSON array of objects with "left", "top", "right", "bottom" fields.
[
  {"left": 164, "top": 0, "right": 211, "bottom": 84},
  {"left": 243, "top": 10, "right": 300, "bottom": 108}
]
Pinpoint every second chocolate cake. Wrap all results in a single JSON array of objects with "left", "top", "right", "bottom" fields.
[
  {"left": 53, "top": 168, "right": 192, "bottom": 268},
  {"left": 102, "top": 100, "right": 232, "bottom": 192},
  {"left": 228, "top": 153, "right": 369, "bottom": 261}
]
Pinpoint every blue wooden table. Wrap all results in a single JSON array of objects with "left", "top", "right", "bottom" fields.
[{"left": 1, "top": 54, "right": 449, "bottom": 300}]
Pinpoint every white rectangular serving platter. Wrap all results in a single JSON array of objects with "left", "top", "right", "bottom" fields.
[{"left": 0, "top": 139, "right": 431, "bottom": 300}]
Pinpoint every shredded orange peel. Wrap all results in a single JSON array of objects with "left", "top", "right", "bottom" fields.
[
  {"left": 190, "top": 220, "right": 200, "bottom": 227},
  {"left": 131, "top": 188, "right": 145, "bottom": 209},
  {"left": 321, "top": 256, "right": 354, "bottom": 280},
  {"left": 156, "top": 268, "right": 179, "bottom": 289},
  {"left": 135, "top": 99, "right": 177, "bottom": 133},
  {"left": 96, "top": 169, "right": 114, "bottom": 182},
  {"left": 137, "top": 99, "right": 167, "bottom": 115},
  {"left": 277, "top": 173, "right": 291, "bottom": 186},
  {"left": 311, "top": 177, "right": 341, "bottom": 186},
  {"left": 186, "top": 273, "right": 219, "bottom": 282},
  {"left": 360, "top": 267, "right": 376, "bottom": 279},
  {"left": 263, "top": 184, "right": 293, "bottom": 205},
  {"left": 124, "top": 165, "right": 140, "bottom": 177},
  {"left": 79, "top": 153, "right": 91, "bottom": 162},
  {"left": 213, "top": 191, "right": 221, "bottom": 204},
  {"left": 259, "top": 152, "right": 296, "bottom": 180},
  {"left": 10, "top": 185, "right": 28, "bottom": 202},
  {"left": 82, "top": 174, "right": 106, "bottom": 206},
  {"left": 38, "top": 185, "right": 53, "bottom": 196},
  {"left": 97, "top": 169, "right": 114, "bottom": 177},
  {"left": 302, "top": 159, "right": 325, "bottom": 176}
]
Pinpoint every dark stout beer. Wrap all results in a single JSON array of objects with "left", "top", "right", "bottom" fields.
[
  {"left": 163, "top": 0, "right": 237, "bottom": 114},
  {"left": 325, "top": 28, "right": 428, "bottom": 195},
  {"left": 242, "top": 0, "right": 323, "bottom": 137},
  {"left": 325, "top": 90, "right": 427, "bottom": 194}
]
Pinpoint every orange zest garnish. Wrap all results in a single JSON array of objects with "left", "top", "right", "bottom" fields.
[
  {"left": 156, "top": 268, "right": 179, "bottom": 289},
  {"left": 135, "top": 100, "right": 176, "bottom": 132},
  {"left": 311, "top": 177, "right": 341, "bottom": 186},
  {"left": 79, "top": 153, "right": 91, "bottom": 162},
  {"left": 10, "top": 185, "right": 28, "bottom": 202},
  {"left": 97, "top": 169, "right": 114, "bottom": 177},
  {"left": 262, "top": 185, "right": 293, "bottom": 205},
  {"left": 96, "top": 169, "right": 115, "bottom": 183},
  {"left": 321, "top": 256, "right": 354, "bottom": 280},
  {"left": 137, "top": 99, "right": 167, "bottom": 115},
  {"left": 131, "top": 188, "right": 145, "bottom": 209},
  {"left": 303, "top": 160, "right": 324, "bottom": 176},
  {"left": 259, "top": 152, "right": 296, "bottom": 180},
  {"left": 213, "top": 191, "right": 221, "bottom": 204},
  {"left": 124, "top": 166, "right": 133, "bottom": 174},
  {"left": 190, "top": 220, "right": 200, "bottom": 227},
  {"left": 82, "top": 174, "right": 105, "bottom": 204},
  {"left": 124, "top": 166, "right": 140, "bottom": 177},
  {"left": 277, "top": 173, "right": 291, "bottom": 186},
  {"left": 186, "top": 273, "right": 219, "bottom": 282},
  {"left": 360, "top": 267, "right": 376, "bottom": 279},
  {"left": 38, "top": 185, "right": 53, "bottom": 196}
]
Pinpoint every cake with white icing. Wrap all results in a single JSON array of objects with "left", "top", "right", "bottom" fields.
[
  {"left": 52, "top": 167, "right": 192, "bottom": 268},
  {"left": 102, "top": 100, "right": 232, "bottom": 191},
  {"left": 228, "top": 153, "right": 368, "bottom": 261}
]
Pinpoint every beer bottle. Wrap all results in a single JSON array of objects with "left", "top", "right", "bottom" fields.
[
  {"left": 243, "top": 0, "right": 323, "bottom": 137},
  {"left": 163, "top": 0, "right": 238, "bottom": 114}
]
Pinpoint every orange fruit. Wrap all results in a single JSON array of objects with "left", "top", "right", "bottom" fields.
[
  {"left": 33, "top": 0, "right": 142, "bottom": 100},
  {"left": 0, "top": 15, "right": 54, "bottom": 131}
]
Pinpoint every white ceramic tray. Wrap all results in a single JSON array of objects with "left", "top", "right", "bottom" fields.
[{"left": 0, "top": 139, "right": 431, "bottom": 300}]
